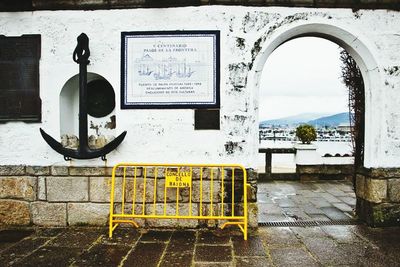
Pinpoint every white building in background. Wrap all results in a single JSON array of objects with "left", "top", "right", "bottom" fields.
[{"left": 337, "top": 123, "right": 352, "bottom": 132}]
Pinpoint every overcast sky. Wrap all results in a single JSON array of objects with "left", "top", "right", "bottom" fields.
[{"left": 259, "top": 37, "right": 349, "bottom": 121}]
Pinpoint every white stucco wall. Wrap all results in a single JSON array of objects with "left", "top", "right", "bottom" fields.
[{"left": 0, "top": 6, "right": 399, "bottom": 168}]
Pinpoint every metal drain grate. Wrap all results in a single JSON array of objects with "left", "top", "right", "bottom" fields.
[{"left": 258, "top": 219, "right": 360, "bottom": 227}]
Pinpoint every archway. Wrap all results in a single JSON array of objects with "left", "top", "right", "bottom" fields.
[
  {"left": 249, "top": 21, "right": 382, "bottom": 224},
  {"left": 250, "top": 22, "right": 382, "bottom": 168}
]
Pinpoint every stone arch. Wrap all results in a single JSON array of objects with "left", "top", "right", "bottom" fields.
[{"left": 249, "top": 21, "right": 383, "bottom": 168}]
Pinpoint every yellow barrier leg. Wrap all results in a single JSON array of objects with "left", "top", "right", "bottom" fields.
[
  {"left": 244, "top": 183, "right": 250, "bottom": 240},
  {"left": 219, "top": 221, "right": 247, "bottom": 240},
  {"left": 109, "top": 220, "right": 113, "bottom": 238},
  {"left": 109, "top": 223, "right": 119, "bottom": 238},
  {"left": 244, "top": 221, "right": 248, "bottom": 241}
]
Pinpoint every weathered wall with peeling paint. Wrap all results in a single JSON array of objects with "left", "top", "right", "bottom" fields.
[{"left": 0, "top": 6, "right": 399, "bottom": 169}]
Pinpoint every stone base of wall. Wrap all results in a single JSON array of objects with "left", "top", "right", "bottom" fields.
[
  {"left": 258, "top": 173, "right": 298, "bottom": 181},
  {"left": 258, "top": 165, "right": 354, "bottom": 181},
  {"left": 0, "top": 165, "right": 258, "bottom": 228},
  {"left": 297, "top": 164, "right": 354, "bottom": 181},
  {"left": 356, "top": 198, "right": 400, "bottom": 226},
  {"left": 356, "top": 168, "right": 400, "bottom": 226}
]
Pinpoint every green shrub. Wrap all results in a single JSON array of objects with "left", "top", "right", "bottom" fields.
[{"left": 296, "top": 124, "right": 317, "bottom": 144}]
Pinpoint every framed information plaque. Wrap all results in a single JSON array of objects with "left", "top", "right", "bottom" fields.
[{"left": 121, "top": 31, "right": 220, "bottom": 109}]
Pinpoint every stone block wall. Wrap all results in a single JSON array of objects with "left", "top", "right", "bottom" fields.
[
  {"left": 356, "top": 168, "right": 400, "bottom": 226},
  {"left": 0, "top": 165, "right": 258, "bottom": 228},
  {"left": 297, "top": 164, "right": 354, "bottom": 181}
]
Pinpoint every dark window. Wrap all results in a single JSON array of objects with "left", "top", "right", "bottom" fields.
[
  {"left": 0, "top": 35, "right": 41, "bottom": 122},
  {"left": 194, "top": 109, "right": 220, "bottom": 130}
]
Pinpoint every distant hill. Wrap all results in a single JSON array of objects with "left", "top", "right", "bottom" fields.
[
  {"left": 308, "top": 112, "right": 350, "bottom": 127},
  {"left": 260, "top": 112, "right": 350, "bottom": 127},
  {"left": 260, "top": 113, "right": 329, "bottom": 127}
]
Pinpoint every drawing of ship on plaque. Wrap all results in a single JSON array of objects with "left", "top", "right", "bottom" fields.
[
  {"left": 136, "top": 54, "right": 154, "bottom": 76},
  {"left": 176, "top": 60, "right": 195, "bottom": 78},
  {"left": 138, "top": 65, "right": 153, "bottom": 76},
  {"left": 154, "top": 64, "right": 173, "bottom": 80},
  {"left": 135, "top": 54, "right": 196, "bottom": 80}
]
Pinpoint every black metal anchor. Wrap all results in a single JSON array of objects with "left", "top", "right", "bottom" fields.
[{"left": 40, "top": 33, "right": 127, "bottom": 161}]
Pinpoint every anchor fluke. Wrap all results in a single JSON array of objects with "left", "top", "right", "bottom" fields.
[
  {"left": 40, "top": 129, "right": 127, "bottom": 160},
  {"left": 40, "top": 33, "right": 127, "bottom": 160}
]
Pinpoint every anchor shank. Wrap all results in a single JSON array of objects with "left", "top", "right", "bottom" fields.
[{"left": 78, "top": 61, "right": 89, "bottom": 153}]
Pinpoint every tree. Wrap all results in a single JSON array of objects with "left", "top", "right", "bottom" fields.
[
  {"left": 296, "top": 124, "right": 317, "bottom": 144},
  {"left": 339, "top": 49, "right": 365, "bottom": 176}
]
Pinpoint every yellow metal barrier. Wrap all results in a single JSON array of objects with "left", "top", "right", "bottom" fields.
[{"left": 109, "top": 163, "right": 250, "bottom": 240}]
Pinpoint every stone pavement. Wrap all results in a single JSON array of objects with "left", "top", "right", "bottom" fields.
[
  {"left": 258, "top": 181, "right": 356, "bottom": 223},
  {"left": 0, "top": 225, "right": 400, "bottom": 267},
  {"left": 1, "top": 180, "right": 398, "bottom": 266}
]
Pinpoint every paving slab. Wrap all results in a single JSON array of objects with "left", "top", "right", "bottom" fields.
[
  {"left": 258, "top": 227, "right": 301, "bottom": 247},
  {"left": 0, "top": 237, "right": 48, "bottom": 265},
  {"left": 320, "top": 225, "right": 363, "bottom": 243},
  {"left": 308, "top": 197, "right": 332, "bottom": 208},
  {"left": 15, "top": 246, "right": 83, "bottom": 267},
  {"left": 338, "top": 196, "right": 356, "bottom": 205},
  {"left": 318, "top": 192, "right": 342, "bottom": 203},
  {"left": 275, "top": 198, "right": 297, "bottom": 208},
  {"left": 258, "top": 203, "right": 282, "bottom": 214},
  {"left": 269, "top": 247, "right": 319, "bottom": 267},
  {"left": 282, "top": 207, "right": 312, "bottom": 220},
  {"left": 195, "top": 244, "right": 232, "bottom": 262},
  {"left": 308, "top": 214, "right": 331, "bottom": 221},
  {"left": 259, "top": 213, "right": 289, "bottom": 222},
  {"left": 139, "top": 230, "right": 172, "bottom": 242},
  {"left": 326, "top": 188, "right": 348, "bottom": 197},
  {"left": 160, "top": 240, "right": 194, "bottom": 267},
  {"left": 302, "top": 236, "right": 353, "bottom": 265},
  {"left": 320, "top": 206, "right": 352, "bottom": 220},
  {"left": 34, "top": 227, "right": 64, "bottom": 237},
  {"left": 194, "top": 263, "right": 232, "bottom": 267},
  {"left": 123, "top": 242, "right": 166, "bottom": 267},
  {"left": 332, "top": 202, "right": 354, "bottom": 212},
  {"left": 99, "top": 228, "right": 140, "bottom": 246},
  {"left": 290, "top": 226, "right": 329, "bottom": 239},
  {"left": 0, "top": 229, "right": 35, "bottom": 253},
  {"left": 170, "top": 230, "right": 197, "bottom": 243},
  {"left": 302, "top": 205, "right": 324, "bottom": 215},
  {"left": 72, "top": 244, "right": 130, "bottom": 267},
  {"left": 47, "top": 228, "right": 102, "bottom": 248},
  {"left": 159, "top": 230, "right": 196, "bottom": 266},
  {"left": 232, "top": 236, "right": 266, "bottom": 257},
  {"left": 235, "top": 256, "right": 272, "bottom": 267},
  {"left": 198, "top": 231, "right": 230, "bottom": 245}
]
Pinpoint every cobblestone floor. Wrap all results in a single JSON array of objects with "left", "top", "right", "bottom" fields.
[
  {"left": 1, "top": 226, "right": 400, "bottom": 266},
  {"left": 258, "top": 181, "right": 356, "bottom": 223}
]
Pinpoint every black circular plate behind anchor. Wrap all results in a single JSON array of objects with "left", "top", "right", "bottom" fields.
[{"left": 87, "top": 79, "right": 115, "bottom": 118}]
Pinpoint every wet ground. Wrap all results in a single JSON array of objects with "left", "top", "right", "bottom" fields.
[
  {"left": 258, "top": 181, "right": 356, "bottom": 223},
  {"left": 0, "top": 226, "right": 400, "bottom": 266},
  {"left": 1, "top": 181, "right": 399, "bottom": 266}
]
